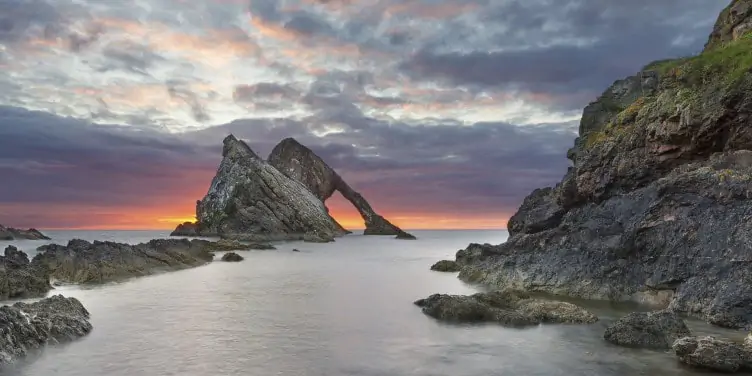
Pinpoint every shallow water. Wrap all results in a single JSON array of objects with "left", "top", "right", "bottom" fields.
[{"left": 0, "top": 230, "right": 740, "bottom": 375}]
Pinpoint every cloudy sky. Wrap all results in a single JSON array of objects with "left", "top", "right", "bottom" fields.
[{"left": 0, "top": 0, "right": 728, "bottom": 230}]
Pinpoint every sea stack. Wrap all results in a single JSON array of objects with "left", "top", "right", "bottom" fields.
[
  {"left": 172, "top": 135, "right": 414, "bottom": 241},
  {"left": 455, "top": 0, "right": 752, "bottom": 328}
]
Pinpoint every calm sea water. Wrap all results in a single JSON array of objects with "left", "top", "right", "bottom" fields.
[{"left": 0, "top": 230, "right": 738, "bottom": 376}]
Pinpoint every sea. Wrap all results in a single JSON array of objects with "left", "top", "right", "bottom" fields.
[{"left": 0, "top": 230, "right": 741, "bottom": 376}]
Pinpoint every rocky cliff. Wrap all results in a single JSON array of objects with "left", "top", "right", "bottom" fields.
[
  {"left": 173, "top": 135, "right": 413, "bottom": 241},
  {"left": 0, "top": 225, "right": 50, "bottom": 240},
  {"left": 456, "top": 0, "right": 752, "bottom": 329},
  {"left": 268, "top": 138, "right": 413, "bottom": 238}
]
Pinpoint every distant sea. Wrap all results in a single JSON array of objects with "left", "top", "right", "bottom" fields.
[{"left": 0, "top": 230, "right": 739, "bottom": 376}]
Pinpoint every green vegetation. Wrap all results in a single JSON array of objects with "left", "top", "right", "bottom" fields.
[{"left": 644, "top": 32, "right": 752, "bottom": 87}]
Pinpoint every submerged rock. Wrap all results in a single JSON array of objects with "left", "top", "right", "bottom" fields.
[
  {"left": 456, "top": 2, "right": 752, "bottom": 328},
  {"left": 673, "top": 336, "right": 752, "bottom": 373},
  {"left": 0, "top": 246, "right": 51, "bottom": 300},
  {"left": 0, "top": 295, "right": 92, "bottom": 364},
  {"left": 268, "top": 138, "right": 415, "bottom": 239},
  {"left": 0, "top": 225, "right": 50, "bottom": 241},
  {"left": 414, "top": 290, "right": 598, "bottom": 327},
  {"left": 604, "top": 311, "right": 691, "bottom": 349},
  {"left": 31, "top": 238, "right": 217, "bottom": 284},
  {"left": 430, "top": 260, "right": 460, "bottom": 272},
  {"left": 221, "top": 252, "right": 244, "bottom": 262}
]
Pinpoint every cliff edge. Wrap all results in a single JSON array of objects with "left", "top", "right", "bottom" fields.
[{"left": 456, "top": 0, "right": 752, "bottom": 329}]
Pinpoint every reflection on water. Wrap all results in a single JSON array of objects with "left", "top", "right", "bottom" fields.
[{"left": 0, "top": 230, "right": 737, "bottom": 375}]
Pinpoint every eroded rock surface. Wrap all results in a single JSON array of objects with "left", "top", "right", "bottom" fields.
[
  {"left": 0, "top": 225, "right": 50, "bottom": 241},
  {"left": 269, "top": 138, "right": 414, "bottom": 239},
  {"left": 456, "top": 2, "right": 752, "bottom": 328},
  {"left": 604, "top": 310, "right": 691, "bottom": 349},
  {"left": 414, "top": 290, "right": 597, "bottom": 327},
  {"left": 430, "top": 260, "right": 460, "bottom": 272},
  {"left": 221, "top": 252, "right": 244, "bottom": 262},
  {"left": 31, "top": 239, "right": 218, "bottom": 284},
  {"left": 673, "top": 336, "right": 752, "bottom": 373},
  {"left": 0, "top": 295, "right": 92, "bottom": 364},
  {"left": 0, "top": 246, "right": 51, "bottom": 300}
]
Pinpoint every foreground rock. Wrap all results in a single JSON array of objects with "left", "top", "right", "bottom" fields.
[
  {"left": 0, "top": 225, "right": 50, "bottom": 241},
  {"left": 221, "top": 252, "right": 244, "bottom": 262},
  {"left": 0, "top": 246, "right": 51, "bottom": 299},
  {"left": 268, "top": 138, "right": 415, "bottom": 239},
  {"left": 0, "top": 295, "right": 92, "bottom": 364},
  {"left": 414, "top": 290, "right": 597, "bottom": 327},
  {"left": 430, "top": 260, "right": 460, "bottom": 272},
  {"left": 673, "top": 336, "right": 752, "bottom": 373},
  {"left": 31, "top": 239, "right": 218, "bottom": 284},
  {"left": 604, "top": 310, "right": 691, "bottom": 349},
  {"left": 171, "top": 135, "right": 347, "bottom": 242},
  {"left": 456, "top": 1, "right": 752, "bottom": 328}
]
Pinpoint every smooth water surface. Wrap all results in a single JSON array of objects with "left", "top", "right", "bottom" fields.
[{"left": 0, "top": 230, "right": 737, "bottom": 375}]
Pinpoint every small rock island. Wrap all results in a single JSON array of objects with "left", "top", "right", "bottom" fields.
[
  {"left": 172, "top": 135, "right": 414, "bottom": 241},
  {"left": 0, "top": 224, "right": 50, "bottom": 240}
]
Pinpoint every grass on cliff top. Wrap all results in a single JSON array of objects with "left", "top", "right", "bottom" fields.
[{"left": 644, "top": 32, "right": 752, "bottom": 85}]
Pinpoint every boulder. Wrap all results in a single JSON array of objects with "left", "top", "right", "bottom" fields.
[
  {"left": 414, "top": 290, "right": 598, "bottom": 327},
  {"left": 0, "top": 295, "right": 92, "bottom": 364},
  {"left": 604, "top": 310, "right": 691, "bottom": 349},
  {"left": 430, "top": 260, "right": 460, "bottom": 272},
  {"left": 673, "top": 336, "right": 752, "bottom": 373},
  {"left": 221, "top": 252, "right": 244, "bottom": 262},
  {"left": 0, "top": 225, "right": 50, "bottom": 240},
  {"left": 456, "top": 3, "right": 752, "bottom": 328},
  {"left": 31, "top": 238, "right": 219, "bottom": 284}
]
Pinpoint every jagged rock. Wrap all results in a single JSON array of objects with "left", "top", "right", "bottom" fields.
[
  {"left": 221, "top": 252, "right": 243, "bottom": 262},
  {"left": 395, "top": 231, "right": 417, "bottom": 240},
  {"left": 457, "top": 4, "right": 752, "bottom": 328},
  {"left": 0, "top": 246, "right": 51, "bottom": 300},
  {"left": 31, "top": 238, "right": 217, "bottom": 284},
  {"left": 705, "top": 0, "right": 752, "bottom": 51},
  {"left": 604, "top": 310, "right": 691, "bottom": 349},
  {"left": 172, "top": 135, "right": 347, "bottom": 242},
  {"left": 414, "top": 290, "right": 597, "bottom": 327},
  {"left": 0, "top": 295, "right": 92, "bottom": 364},
  {"left": 673, "top": 336, "right": 752, "bottom": 373},
  {"left": 0, "top": 225, "right": 50, "bottom": 241},
  {"left": 170, "top": 221, "right": 200, "bottom": 237},
  {"left": 268, "top": 138, "right": 415, "bottom": 239},
  {"left": 430, "top": 260, "right": 460, "bottom": 272}
]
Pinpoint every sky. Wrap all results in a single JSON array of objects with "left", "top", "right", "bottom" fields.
[{"left": 0, "top": 0, "right": 729, "bottom": 230}]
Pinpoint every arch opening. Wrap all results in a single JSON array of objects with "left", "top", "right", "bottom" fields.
[{"left": 325, "top": 191, "right": 365, "bottom": 231}]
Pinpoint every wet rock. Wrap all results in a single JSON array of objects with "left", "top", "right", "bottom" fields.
[
  {"left": 395, "top": 231, "right": 417, "bottom": 240},
  {"left": 0, "top": 225, "right": 50, "bottom": 241},
  {"left": 604, "top": 310, "right": 691, "bottom": 349},
  {"left": 456, "top": 3, "right": 752, "bottom": 328},
  {"left": 414, "top": 290, "right": 598, "bottom": 327},
  {"left": 292, "top": 249, "right": 301, "bottom": 252},
  {"left": 221, "top": 252, "right": 244, "bottom": 262},
  {"left": 170, "top": 221, "right": 200, "bottom": 237},
  {"left": 269, "top": 138, "right": 415, "bottom": 239},
  {"left": 208, "top": 239, "right": 275, "bottom": 251},
  {"left": 430, "top": 260, "right": 460, "bottom": 272},
  {"left": 31, "top": 238, "right": 217, "bottom": 284},
  {"left": 673, "top": 336, "right": 752, "bottom": 373},
  {"left": 0, "top": 295, "right": 92, "bottom": 364}
]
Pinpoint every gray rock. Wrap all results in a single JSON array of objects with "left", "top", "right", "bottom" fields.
[
  {"left": 414, "top": 290, "right": 598, "bottom": 327},
  {"left": 430, "top": 260, "right": 460, "bottom": 272},
  {"left": 0, "top": 295, "right": 92, "bottom": 364},
  {"left": 207, "top": 239, "right": 275, "bottom": 251},
  {"left": 673, "top": 336, "right": 752, "bottom": 373},
  {"left": 604, "top": 310, "right": 691, "bottom": 349},
  {"left": 0, "top": 246, "right": 51, "bottom": 300},
  {"left": 268, "top": 138, "right": 415, "bottom": 239},
  {"left": 172, "top": 135, "right": 347, "bottom": 242},
  {"left": 0, "top": 225, "right": 50, "bottom": 241},
  {"left": 705, "top": 0, "right": 752, "bottom": 51},
  {"left": 31, "top": 238, "right": 218, "bottom": 284},
  {"left": 456, "top": 4, "right": 752, "bottom": 329},
  {"left": 221, "top": 252, "right": 243, "bottom": 262}
]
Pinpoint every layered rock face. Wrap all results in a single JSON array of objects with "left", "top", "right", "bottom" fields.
[
  {"left": 0, "top": 295, "right": 92, "bottom": 364},
  {"left": 174, "top": 135, "right": 412, "bottom": 241},
  {"left": 457, "top": 0, "right": 752, "bottom": 328},
  {"left": 31, "top": 238, "right": 219, "bottom": 284},
  {"left": 268, "top": 138, "right": 413, "bottom": 238},
  {"left": 0, "top": 225, "right": 50, "bottom": 241}
]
